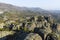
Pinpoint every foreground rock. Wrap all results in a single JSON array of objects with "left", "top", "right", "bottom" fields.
[
  {"left": 0, "top": 31, "right": 14, "bottom": 40},
  {"left": 24, "top": 33, "right": 42, "bottom": 40}
]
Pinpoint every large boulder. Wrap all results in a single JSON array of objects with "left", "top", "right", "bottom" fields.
[
  {"left": 24, "top": 33, "right": 42, "bottom": 40},
  {"left": 51, "top": 23, "right": 57, "bottom": 32},
  {"left": 37, "top": 16, "right": 44, "bottom": 22},
  {"left": 57, "top": 24, "right": 60, "bottom": 34},
  {"left": 24, "top": 22, "right": 36, "bottom": 32},
  {"left": 45, "top": 33, "right": 58, "bottom": 40}
]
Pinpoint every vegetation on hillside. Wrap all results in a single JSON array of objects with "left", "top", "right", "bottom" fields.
[{"left": 0, "top": 11, "right": 60, "bottom": 40}]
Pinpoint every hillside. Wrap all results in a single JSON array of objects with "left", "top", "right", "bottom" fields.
[
  {"left": 0, "top": 3, "right": 60, "bottom": 23},
  {"left": 0, "top": 3, "right": 60, "bottom": 40},
  {"left": 0, "top": 3, "right": 51, "bottom": 15}
]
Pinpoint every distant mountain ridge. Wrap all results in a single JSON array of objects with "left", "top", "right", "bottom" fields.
[
  {"left": 0, "top": 3, "right": 51, "bottom": 15},
  {"left": 0, "top": 3, "right": 60, "bottom": 14},
  {"left": 0, "top": 3, "right": 60, "bottom": 23}
]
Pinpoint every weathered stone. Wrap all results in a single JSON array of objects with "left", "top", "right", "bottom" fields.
[
  {"left": 24, "top": 33, "right": 42, "bottom": 40},
  {"left": 45, "top": 33, "right": 58, "bottom": 40}
]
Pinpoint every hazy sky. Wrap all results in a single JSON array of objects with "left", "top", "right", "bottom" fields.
[{"left": 0, "top": 0, "right": 60, "bottom": 10}]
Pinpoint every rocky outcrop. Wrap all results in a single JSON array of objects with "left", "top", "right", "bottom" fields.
[
  {"left": 24, "top": 33, "right": 42, "bottom": 40},
  {"left": 0, "top": 15, "right": 60, "bottom": 40}
]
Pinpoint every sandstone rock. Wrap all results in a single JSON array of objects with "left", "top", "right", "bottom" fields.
[{"left": 24, "top": 33, "right": 42, "bottom": 40}]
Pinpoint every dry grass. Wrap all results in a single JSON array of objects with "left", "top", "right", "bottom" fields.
[{"left": 0, "top": 31, "right": 15, "bottom": 38}]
